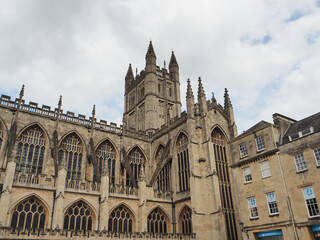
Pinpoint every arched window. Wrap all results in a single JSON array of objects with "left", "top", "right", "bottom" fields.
[
  {"left": 212, "top": 128, "right": 238, "bottom": 240},
  {"left": 147, "top": 208, "right": 168, "bottom": 234},
  {"left": 126, "top": 147, "right": 145, "bottom": 187},
  {"left": 63, "top": 201, "right": 93, "bottom": 231},
  {"left": 11, "top": 197, "right": 46, "bottom": 231},
  {"left": 155, "top": 145, "right": 171, "bottom": 192},
  {"left": 59, "top": 133, "right": 83, "bottom": 180},
  {"left": 16, "top": 126, "right": 45, "bottom": 175},
  {"left": 176, "top": 134, "right": 190, "bottom": 192},
  {"left": 108, "top": 205, "right": 133, "bottom": 232},
  {"left": 0, "top": 123, "right": 3, "bottom": 151},
  {"left": 179, "top": 207, "right": 192, "bottom": 234},
  {"left": 96, "top": 140, "right": 116, "bottom": 185}
]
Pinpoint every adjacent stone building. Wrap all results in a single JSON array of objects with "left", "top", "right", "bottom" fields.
[
  {"left": 230, "top": 113, "right": 320, "bottom": 240},
  {"left": 0, "top": 42, "right": 240, "bottom": 240}
]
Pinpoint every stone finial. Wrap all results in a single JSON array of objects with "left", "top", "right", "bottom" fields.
[
  {"left": 146, "top": 41, "right": 156, "bottom": 57},
  {"left": 139, "top": 165, "right": 146, "bottom": 182},
  {"left": 92, "top": 104, "right": 96, "bottom": 117},
  {"left": 186, "top": 79, "right": 194, "bottom": 99},
  {"left": 197, "top": 77, "right": 206, "bottom": 98},
  {"left": 101, "top": 160, "right": 109, "bottom": 177},
  {"left": 19, "top": 84, "right": 25, "bottom": 100},
  {"left": 169, "top": 51, "right": 178, "bottom": 66},
  {"left": 211, "top": 92, "right": 217, "bottom": 105},
  {"left": 125, "top": 64, "right": 134, "bottom": 81},
  {"left": 58, "top": 95, "right": 62, "bottom": 109},
  {"left": 224, "top": 88, "right": 232, "bottom": 109}
]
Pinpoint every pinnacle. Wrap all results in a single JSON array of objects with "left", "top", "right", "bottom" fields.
[
  {"left": 186, "top": 79, "right": 194, "bottom": 99},
  {"left": 197, "top": 77, "right": 205, "bottom": 98},
  {"left": 58, "top": 95, "right": 62, "bottom": 108},
  {"left": 125, "top": 64, "right": 134, "bottom": 80},
  {"left": 224, "top": 88, "right": 232, "bottom": 108},
  {"left": 146, "top": 41, "right": 156, "bottom": 57},
  {"left": 19, "top": 84, "right": 25, "bottom": 99},
  {"left": 92, "top": 104, "right": 96, "bottom": 116},
  {"left": 169, "top": 51, "right": 178, "bottom": 66}
]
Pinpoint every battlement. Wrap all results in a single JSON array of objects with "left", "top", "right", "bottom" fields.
[{"left": 0, "top": 94, "right": 122, "bottom": 134}]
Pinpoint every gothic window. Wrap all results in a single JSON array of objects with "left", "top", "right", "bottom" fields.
[
  {"left": 176, "top": 133, "right": 190, "bottom": 192},
  {"left": 126, "top": 147, "right": 145, "bottom": 187},
  {"left": 108, "top": 205, "right": 133, "bottom": 232},
  {"left": 212, "top": 127, "right": 238, "bottom": 240},
  {"left": 147, "top": 208, "right": 168, "bottom": 234},
  {"left": 63, "top": 201, "right": 93, "bottom": 231},
  {"left": 16, "top": 126, "right": 45, "bottom": 175},
  {"left": 179, "top": 207, "right": 192, "bottom": 234},
  {"left": 59, "top": 133, "right": 83, "bottom": 180},
  {"left": 11, "top": 198, "right": 46, "bottom": 231},
  {"left": 96, "top": 140, "right": 116, "bottom": 185}
]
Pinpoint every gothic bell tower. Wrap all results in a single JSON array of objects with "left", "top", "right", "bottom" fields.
[{"left": 123, "top": 41, "right": 181, "bottom": 135}]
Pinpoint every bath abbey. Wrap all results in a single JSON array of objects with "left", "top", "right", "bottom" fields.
[{"left": 0, "top": 41, "right": 319, "bottom": 240}]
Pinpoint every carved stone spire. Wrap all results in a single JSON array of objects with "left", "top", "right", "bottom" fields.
[
  {"left": 125, "top": 64, "right": 134, "bottom": 82},
  {"left": 146, "top": 41, "right": 156, "bottom": 58},
  {"left": 169, "top": 51, "right": 178, "bottom": 67},
  {"left": 17, "top": 84, "right": 25, "bottom": 109},
  {"left": 197, "top": 77, "right": 207, "bottom": 114},
  {"left": 186, "top": 79, "right": 194, "bottom": 99},
  {"left": 211, "top": 92, "right": 217, "bottom": 105},
  {"left": 224, "top": 88, "right": 232, "bottom": 109},
  {"left": 91, "top": 104, "right": 96, "bottom": 129},
  {"left": 186, "top": 79, "right": 195, "bottom": 117},
  {"left": 56, "top": 95, "right": 62, "bottom": 118}
]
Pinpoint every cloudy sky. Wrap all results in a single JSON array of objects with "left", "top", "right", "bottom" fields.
[{"left": 1, "top": 0, "right": 319, "bottom": 133}]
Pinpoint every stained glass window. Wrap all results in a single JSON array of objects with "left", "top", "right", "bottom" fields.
[
  {"left": 177, "top": 134, "right": 190, "bottom": 192},
  {"left": 96, "top": 140, "right": 116, "bottom": 184},
  {"left": 63, "top": 201, "right": 93, "bottom": 231},
  {"left": 108, "top": 205, "right": 133, "bottom": 232}
]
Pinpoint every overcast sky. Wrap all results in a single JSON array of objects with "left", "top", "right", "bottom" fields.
[{"left": 0, "top": 0, "right": 319, "bottom": 133}]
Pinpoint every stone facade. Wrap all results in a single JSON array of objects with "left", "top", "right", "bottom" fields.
[
  {"left": 230, "top": 113, "right": 320, "bottom": 240},
  {"left": 0, "top": 42, "right": 239, "bottom": 240}
]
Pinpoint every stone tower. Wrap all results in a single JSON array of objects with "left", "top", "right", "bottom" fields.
[{"left": 123, "top": 41, "right": 181, "bottom": 135}]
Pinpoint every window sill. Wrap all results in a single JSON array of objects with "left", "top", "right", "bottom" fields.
[
  {"left": 308, "top": 215, "right": 320, "bottom": 220},
  {"left": 269, "top": 213, "right": 279, "bottom": 217},
  {"left": 249, "top": 217, "right": 259, "bottom": 221},
  {"left": 297, "top": 169, "right": 308, "bottom": 174},
  {"left": 240, "top": 155, "right": 249, "bottom": 160},
  {"left": 257, "top": 148, "right": 266, "bottom": 153},
  {"left": 262, "top": 175, "right": 271, "bottom": 179},
  {"left": 244, "top": 181, "right": 252, "bottom": 185}
]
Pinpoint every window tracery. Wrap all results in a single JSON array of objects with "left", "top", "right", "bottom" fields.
[
  {"left": 147, "top": 208, "right": 168, "bottom": 234},
  {"left": 11, "top": 198, "right": 46, "bottom": 231},
  {"left": 155, "top": 145, "right": 171, "bottom": 192},
  {"left": 179, "top": 207, "right": 192, "bottom": 234},
  {"left": 59, "top": 133, "right": 83, "bottom": 180},
  {"left": 63, "top": 201, "right": 93, "bottom": 231},
  {"left": 108, "top": 205, "right": 133, "bottom": 232},
  {"left": 16, "top": 126, "right": 45, "bottom": 175},
  {"left": 176, "top": 134, "right": 190, "bottom": 192},
  {"left": 126, "top": 147, "right": 145, "bottom": 187},
  {"left": 96, "top": 140, "right": 116, "bottom": 184}
]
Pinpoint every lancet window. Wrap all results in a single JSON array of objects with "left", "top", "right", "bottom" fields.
[
  {"left": 96, "top": 140, "right": 116, "bottom": 185},
  {"left": 59, "top": 133, "right": 83, "bottom": 180},
  {"left": 16, "top": 126, "right": 45, "bottom": 175},
  {"left": 126, "top": 147, "right": 145, "bottom": 187},
  {"left": 108, "top": 205, "right": 133, "bottom": 232},
  {"left": 212, "top": 128, "right": 238, "bottom": 240},
  {"left": 11, "top": 198, "right": 46, "bottom": 231},
  {"left": 176, "top": 134, "right": 190, "bottom": 192},
  {"left": 63, "top": 201, "right": 93, "bottom": 231},
  {"left": 180, "top": 207, "right": 192, "bottom": 234},
  {"left": 147, "top": 208, "right": 168, "bottom": 234}
]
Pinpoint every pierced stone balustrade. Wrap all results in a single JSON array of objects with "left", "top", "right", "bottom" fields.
[
  {"left": 13, "top": 172, "right": 55, "bottom": 189},
  {"left": 109, "top": 184, "right": 138, "bottom": 197},
  {"left": 65, "top": 179, "right": 100, "bottom": 194}
]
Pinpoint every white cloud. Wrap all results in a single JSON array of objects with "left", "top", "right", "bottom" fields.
[{"left": 0, "top": 0, "right": 319, "bottom": 132}]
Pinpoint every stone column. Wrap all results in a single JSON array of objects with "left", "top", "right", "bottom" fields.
[
  {"left": 138, "top": 166, "right": 148, "bottom": 232},
  {"left": 52, "top": 152, "right": 67, "bottom": 229},
  {"left": 99, "top": 161, "right": 109, "bottom": 231},
  {"left": 0, "top": 143, "right": 18, "bottom": 226}
]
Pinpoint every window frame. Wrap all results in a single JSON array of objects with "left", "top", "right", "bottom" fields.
[
  {"left": 247, "top": 197, "right": 259, "bottom": 219},
  {"left": 313, "top": 147, "right": 320, "bottom": 167},
  {"left": 243, "top": 166, "right": 252, "bottom": 184},
  {"left": 239, "top": 142, "right": 248, "bottom": 158},
  {"left": 255, "top": 135, "right": 266, "bottom": 152},
  {"left": 260, "top": 160, "right": 271, "bottom": 178},
  {"left": 294, "top": 153, "right": 308, "bottom": 173},
  {"left": 302, "top": 186, "right": 320, "bottom": 218},
  {"left": 266, "top": 192, "right": 279, "bottom": 216}
]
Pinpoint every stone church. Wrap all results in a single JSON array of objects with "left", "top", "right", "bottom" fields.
[{"left": 0, "top": 41, "right": 240, "bottom": 239}]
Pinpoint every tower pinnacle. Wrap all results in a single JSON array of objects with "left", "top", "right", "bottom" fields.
[
  {"left": 146, "top": 41, "right": 156, "bottom": 58},
  {"left": 169, "top": 51, "right": 178, "bottom": 66}
]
